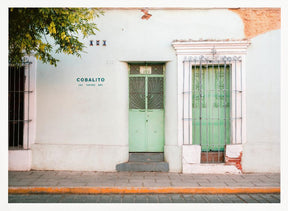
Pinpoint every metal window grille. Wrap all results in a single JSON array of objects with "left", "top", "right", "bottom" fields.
[
  {"left": 8, "top": 61, "right": 32, "bottom": 149},
  {"left": 182, "top": 56, "right": 243, "bottom": 163}
]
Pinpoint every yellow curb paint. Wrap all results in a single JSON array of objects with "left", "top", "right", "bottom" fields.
[{"left": 9, "top": 187, "right": 280, "bottom": 194}]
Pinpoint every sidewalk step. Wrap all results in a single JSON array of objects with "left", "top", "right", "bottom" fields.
[
  {"left": 116, "top": 161, "right": 169, "bottom": 172},
  {"left": 129, "top": 153, "right": 164, "bottom": 162}
]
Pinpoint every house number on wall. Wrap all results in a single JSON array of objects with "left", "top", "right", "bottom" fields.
[
  {"left": 140, "top": 66, "right": 152, "bottom": 74},
  {"left": 90, "top": 40, "right": 107, "bottom": 46}
]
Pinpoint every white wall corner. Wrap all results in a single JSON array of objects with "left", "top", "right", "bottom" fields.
[
  {"left": 182, "top": 145, "right": 201, "bottom": 164},
  {"left": 9, "top": 150, "right": 32, "bottom": 171},
  {"left": 164, "top": 145, "right": 182, "bottom": 172},
  {"left": 225, "top": 144, "right": 243, "bottom": 158}
]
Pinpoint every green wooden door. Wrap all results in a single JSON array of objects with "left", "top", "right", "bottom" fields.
[
  {"left": 192, "top": 65, "right": 230, "bottom": 152},
  {"left": 129, "top": 65, "right": 164, "bottom": 152}
]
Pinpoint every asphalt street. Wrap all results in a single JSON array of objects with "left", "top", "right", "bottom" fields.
[{"left": 9, "top": 193, "right": 280, "bottom": 203}]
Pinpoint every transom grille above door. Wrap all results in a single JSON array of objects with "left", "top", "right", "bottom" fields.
[{"left": 182, "top": 56, "right": 243, "bottom": 163}]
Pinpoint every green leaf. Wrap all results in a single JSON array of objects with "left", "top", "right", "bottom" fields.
[{"left": 9, "top": 8, "right": 104, "bottom": 66}]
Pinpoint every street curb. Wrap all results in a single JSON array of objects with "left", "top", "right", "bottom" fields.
[{"left": 9, "top": 187, "right": 280, "bottom": 194}]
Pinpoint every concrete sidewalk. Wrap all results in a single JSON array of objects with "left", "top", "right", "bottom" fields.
[{"left": 8, "top": 171, "right": 280, "bottom": 194}]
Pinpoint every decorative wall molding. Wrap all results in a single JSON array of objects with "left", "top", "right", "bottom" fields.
[
  {"left": 172, "top": 40, "right": 251, "bottom": 56},
  {"left": 174, "top": 40, "right": 250, "bottom": 173}
]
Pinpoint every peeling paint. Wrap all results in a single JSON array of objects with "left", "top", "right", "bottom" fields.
[
  {"left": 141, "top": 9, "right": 152, "bottom": 20},
  {"left": 225, "top": 152, "right": 243, "bottom": 171},
  {"left": 229, "top": 8, "right": 281, "bottom": 38}
]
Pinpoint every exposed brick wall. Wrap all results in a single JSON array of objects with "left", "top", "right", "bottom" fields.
[
  {"left": 225, "top": 152, "right": 243, "bottom": 172},
  {"left": 229, "top": 8, "right": 281, "bottom": 38}
]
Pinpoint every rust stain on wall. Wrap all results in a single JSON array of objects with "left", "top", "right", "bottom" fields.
[{"left": 229, "top": 8, "right": 281, "bottom": 38}]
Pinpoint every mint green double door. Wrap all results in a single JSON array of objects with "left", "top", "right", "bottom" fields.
[{"left": 129, "top": 70, "right": 164, "bottom": 152}]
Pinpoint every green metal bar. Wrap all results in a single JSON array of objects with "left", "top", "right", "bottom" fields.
[
  {"left": 162, "top": 65, "right": 166, "bottom": 147},
  {"left": 129, "top": 74, "right": 164, "bottom": 78},
  {"left": 145, "top": 75, "right": 148, "bottom": 150},
  {"left": 199, "top": 61, "right": 202, "bottom": 147},
  {"left": 188, "top": 59, "right": 191, "bottom": 145},
  {"left": 183, "top": 60, "right": 186, "bottom": 145},
  {"left": 224, "top": 61, "right": 227, "bottom": 147},
  {"left": 205, "top": 61, "right": 208, "bottom": 161},
  {"left": 240, "top": 60, "right": 243, "bottom": 143},
  {"left": 234, "top": 59, "right": 237, "bottom": 144}
]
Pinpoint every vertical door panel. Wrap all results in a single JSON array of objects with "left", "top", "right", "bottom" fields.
[
  {"left": 147, "top": 77, "right": 164, "bottom": 152},
  {"left": 146, "top": 110, "right": 164, "bottom": 152},
  {"left": 129, "top": 77, "right": 146, "bottom": 152},
  {"left": 129, "top": 111, "right": 146, "bottom": 152}
]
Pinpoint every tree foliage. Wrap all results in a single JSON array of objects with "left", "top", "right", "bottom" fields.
[{"left": 9, "top": 8, "right": 103, "bottom": 66}]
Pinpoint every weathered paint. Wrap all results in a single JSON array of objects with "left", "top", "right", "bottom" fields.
[
  {"left": 30, "top": 9, "right": 280, "bottom": 173},
  {"left": 229, "top": 8, "right": 281, "bottom": 38},
  {"left": 182, "top": 145, "right": 244, "bottom": 173},
  {"left": 225, "top": 144, "right": 243, "bottom": 171},
  {"left": 141, "top": 9, "right": 152, "bottom": 20},
  {"left": 34, "top": 9, "right": 244, "bottom": 172},
  {"left": 243, "top": 29, "right": 280, "bottom": 173},
  {"left": 225, "top": 152, "right": 243, "bottom": 171},
  {"left": 9, "top": 150, "right": 31, "bottom": 171},
  {"left": 9, "top": 187, "right": 280, "bottom": 194}
]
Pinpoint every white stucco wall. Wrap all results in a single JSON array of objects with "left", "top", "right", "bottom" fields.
[
  {"left": 9, "top": 150, "right": 31, "bottom": 171},
  {"left": 242, "top": 30, "right": 280, "bottom": 173},
  {"left": 34, "top": 9, "right": 281, "bottom": 172}
]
